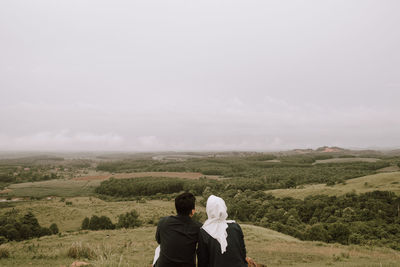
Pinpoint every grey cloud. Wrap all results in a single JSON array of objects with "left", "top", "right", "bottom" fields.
[{"left": 1, "top": 0, "right": 399, "bottom": 151}]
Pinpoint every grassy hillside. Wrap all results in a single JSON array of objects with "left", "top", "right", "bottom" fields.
[
  {"left": 6, "top": 179, "right": 100, "bottom": 198},
  {"left": 313, "top": 157, "right": 380, "bottom": 164},
  {"left": 0, "top": 224, "right": 399, "bottom": 267},
  {"left": 0, "top": 197, "right": 196, "bottom": 232},
  {"left": 3, "top": 171, "right": 219, "bottom": 198},
  {"left": 1, "top": 197, "right": 400, "bottom": 266},
  {"left": 266, "top": 171, "right": 400, "bottom": 199}
]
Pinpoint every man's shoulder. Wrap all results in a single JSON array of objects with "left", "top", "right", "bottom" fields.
[
  {"left": 158, "top": 216, "right": 173, "bottom": 225},
  {"left": 158, "top": 215, "right": 201, "bottom": 228},
  {"left": 192, "top": 220, "right": 202, "bottom": 228}
]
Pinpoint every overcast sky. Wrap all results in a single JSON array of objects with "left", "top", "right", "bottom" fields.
[{"left": 1, "top": 0, "right": 399, "bottom": 151}]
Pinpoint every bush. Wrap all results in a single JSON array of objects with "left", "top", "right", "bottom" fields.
[
  {"left": 116, "top": 210, "right": 142, "bottom": 229},
  {"left": 39, "top": 227, "right": 52, "bottom": 237},
  {"left": 327, "top": 223, "right": 350, "bottom": 244},
  {"left": 49, "top": 223, "right": 59, "bottom": 234},
  {"left": 84, "top": 215, "right": 115, "bottom": 231},
  {"left": 349, "top": 233, "right": 364, "bottom": 244},
  {"left": 306, "top": 224, "right": 330, "bottom": 242},
  {"left": 81, "top": 217, "right": 90, "bottom": 230}
]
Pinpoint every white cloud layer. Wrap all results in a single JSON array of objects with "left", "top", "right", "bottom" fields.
[{"left": 1, "top": 0, "right": 399, "bottom": 151}]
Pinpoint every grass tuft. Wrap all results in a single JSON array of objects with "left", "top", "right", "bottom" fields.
[
  {"left": 67, "top": 242, "right": 97, "bottom": 260},
  {"left": 0, "top": 246, "right": 10, "bottom": 259}
]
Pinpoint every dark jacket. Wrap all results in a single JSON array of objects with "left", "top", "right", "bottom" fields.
[
  {"left": 155, "top": 215, "right": 201, "bottom": 267},
  {"left": 197, "top": 222, "right": 247, "bottom": 267}
]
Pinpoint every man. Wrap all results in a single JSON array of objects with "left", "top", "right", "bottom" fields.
[{"left": 155, "top": 192, "right": 201, "bottom": 267}]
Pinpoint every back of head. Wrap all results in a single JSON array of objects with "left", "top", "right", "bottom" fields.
[
  {"left": 175, "top": 192, "right": 195, "bottom": 216},
  {"left": 206, "top": 195, "right": 228, "bottom": 221}
]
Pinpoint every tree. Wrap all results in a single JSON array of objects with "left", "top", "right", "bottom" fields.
[
  {"left": 327, "top": 223, "right": 350, "bottom": 244},
  {"left": 99, "top": 216, "right": 115, "bottom": 230},
  {"left": 116, "top": 210, "right": 142, "bottom": 229},
  {"left": 81, "top": 217, "right": 90, "bottom": 230},
  {"left": 306, "top": 224, "right": 330, "bottom": 242},
  {"left": 5, "top": 226, "right": 19, "bottom": 241},
  {"left": 39, "top": 227, "right": 52, "bottom": 237},
  {"left": 49, "top": 223, "right": 59, "bottom": 234},
  {"left": 19, "top": 224, "right": 32, "bottom": 240},
  {"left": 88, "top": 215, "right": 100, "bottom": 230},
  {"left": 86, "top": 215, "right": 115, "bottom": 230},
  {"left": 285, "top": 178, "right": 296, "bottom": 188}
]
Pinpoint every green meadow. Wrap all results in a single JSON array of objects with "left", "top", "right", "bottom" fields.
[{"left": 266, "top": 171, "right": 400, "bottom": 199}]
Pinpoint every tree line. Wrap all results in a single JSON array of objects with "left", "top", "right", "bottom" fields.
[
  {"left": 0, "top": 210, "right": 58, "bottom": 244},
  {"left": 81, "top": 210, "right": 142, "bottom": 230}
]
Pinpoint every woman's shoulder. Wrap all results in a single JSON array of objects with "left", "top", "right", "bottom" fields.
[
  {"left": 227, "top": 222, "right": 241, "bottom": 228},
  {"left": 227, "top": 222, "right": 244, "bottom": 233}
]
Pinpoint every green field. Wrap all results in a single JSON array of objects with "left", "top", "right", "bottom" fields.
[
  {"left": 6, "top": 179, "right": 100, "bottom": 198},
  {"left": 265, "top": 171, "right": 400, "bottom": 199}
]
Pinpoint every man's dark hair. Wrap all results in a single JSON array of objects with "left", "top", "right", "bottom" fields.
[{"left": 175, "top": 192, "right": 196, "bottom": 216}]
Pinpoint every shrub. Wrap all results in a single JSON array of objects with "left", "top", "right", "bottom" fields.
[
  {"left": 306, "top": 224, "right": 330, "bottom": 242},
  {"left": 39, "top": 227, "right": 52, "bottom": 237},
  {"left": 116, "top": 210, "right": 142, "bottom": 229},
  {"left": 81, "top": 217, "right": 90, "bottom": 230},
  {"left": 49, "top": 223, "right": 59, "bottom": 234},
  {"left": 349, "top": 233, "right": 364, "bottom": 244},
  {"left": 84, "top": 215, "right": 115, "bottom": 231},
  {"left": 327, "top": 223, "right": 350, "bottom": 244}
]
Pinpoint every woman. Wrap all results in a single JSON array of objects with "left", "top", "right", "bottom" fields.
[{"left": 197, "top": 195, "right": 248, "bottom": 267}]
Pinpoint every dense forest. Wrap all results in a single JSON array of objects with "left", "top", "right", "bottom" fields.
[
  {"left": 96, "top": 156, "right": 391, "bottom": 189},
  {"left": 220, "top": 190, "right": 400, "bottom": 250}
]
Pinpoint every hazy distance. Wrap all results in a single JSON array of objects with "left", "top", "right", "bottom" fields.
[{"left": 1, "top": 0, "right": 400, "bottom": 151}]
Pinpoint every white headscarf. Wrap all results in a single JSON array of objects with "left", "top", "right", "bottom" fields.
[{"left": 201, "top": 195, "right": 235, "bottom": 254}]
